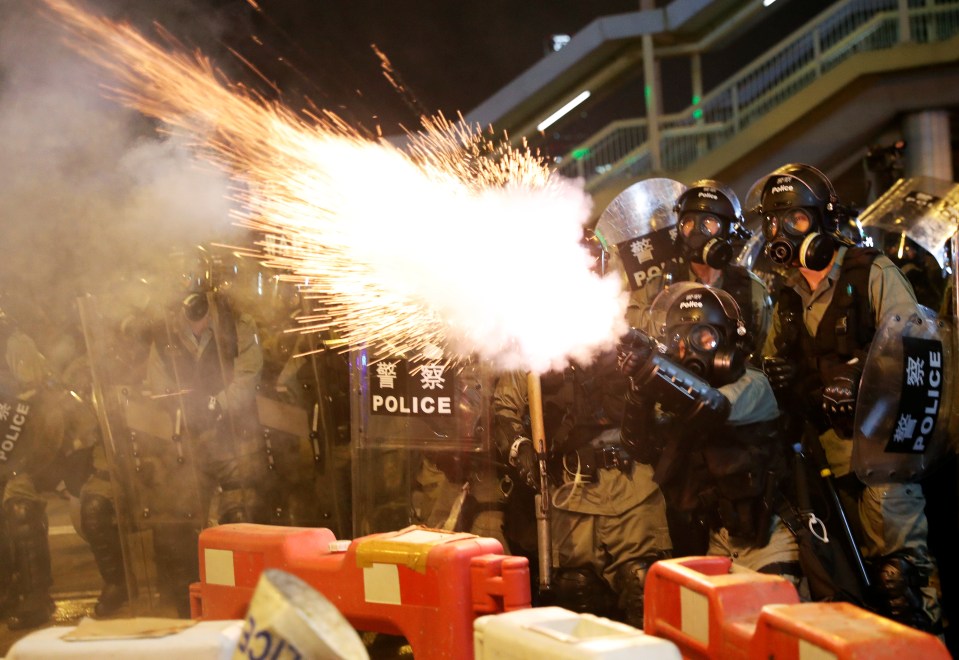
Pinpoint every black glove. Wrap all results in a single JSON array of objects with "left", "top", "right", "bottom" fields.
[
  {"left": 762, "top": 356, "right": 798, "bottom": 392},
  {"left": 508, "top": 436, "right": 539, "bottom": 491},
  {"left": 618, "top": 340, "right": 656, "bottom": 386},
  {"left": 822, "top": 363, "right": 862, "bottom": 438}
]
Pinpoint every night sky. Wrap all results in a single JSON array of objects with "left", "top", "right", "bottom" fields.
[{"left": 103, "top": 0, "right": 642, "bottom": 136}]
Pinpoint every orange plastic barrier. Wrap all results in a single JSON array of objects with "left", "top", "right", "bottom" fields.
[
  {"left": 753, "top": 600, "right": 950, "bottom": 659},
  {"left": 644, "top": 556, "right": 799, "bottom": 659},
  {"left": 644, "top": 556, "right": 949, "bottom": 659},
  {"left": 190, "top": 523, "right": 531, "bottom": 660}
]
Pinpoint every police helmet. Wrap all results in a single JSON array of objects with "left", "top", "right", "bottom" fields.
[{"left": 662, "top": 286, "right": 747, "bottom": 386}]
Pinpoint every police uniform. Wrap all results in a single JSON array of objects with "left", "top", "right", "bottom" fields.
[
  {"left": 493, "top": 355, "right": 672, "bottom": 627},
  {"left": 763, "top": 245, "right": 941, "bottom": 629},
  {"left": 620, "top": 313, "right": 799, "bottom": 589},
  {"left": 146, "top": 293, "right": 264, "bottom": 522}
]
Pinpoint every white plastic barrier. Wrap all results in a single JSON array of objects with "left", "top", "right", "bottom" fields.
[
  {"left": 473, "top": 606, "right": 681, "bottom": 660},
  {"left": 5, "top": 619, "right": 243, "bottom": 659}
]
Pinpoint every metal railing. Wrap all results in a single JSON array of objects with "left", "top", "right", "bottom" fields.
[{"left": 556, "top": 0, "right": 959, "bottom": 191}]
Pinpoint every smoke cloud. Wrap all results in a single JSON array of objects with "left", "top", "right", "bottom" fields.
[{"left": 0, "top": 0, "right": 252, "bottom": 364}]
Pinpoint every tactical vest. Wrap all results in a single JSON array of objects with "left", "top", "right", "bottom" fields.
[
  {"left": 778, "top": 247, "right": 879, "bottom": 383},
  {"left": 662, "top": 415, "right": 785, "bottom": 542},
  {"left": 540, "top": 351, "right": 627, "bottom": 454}
]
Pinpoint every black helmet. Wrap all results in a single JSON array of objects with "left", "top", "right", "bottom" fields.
[
  {"left": 662, "top": 286, "right": 746, "bottom": 386},
  {"left": 758, "top": 163, "right": 839, "bottom": 227},
  {"left": 675, "top": 179, "right": 743, "bottom": 220},
  {"left": 674, "top": 180, "right": 749, "bottom": 269}
]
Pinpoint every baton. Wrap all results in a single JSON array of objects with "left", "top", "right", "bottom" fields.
[
  {"left": 802, "top": 424, "right": 871, "bottom": 590},
  {"left": 527, "top": 371, "right": 552, "bottom": 595}
]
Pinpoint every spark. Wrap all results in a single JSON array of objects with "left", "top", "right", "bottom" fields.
[{"left": 41, "top": 0, "right": 628, "bottom": 373}]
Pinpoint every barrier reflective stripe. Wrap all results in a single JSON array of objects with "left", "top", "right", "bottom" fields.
[{"left": 205, "top": 548, "right": 236, "bottom": 587}]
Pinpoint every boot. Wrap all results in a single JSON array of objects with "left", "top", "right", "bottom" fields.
[
  {"left": 4, "top": 498, "right": 55, "bottom": 630},
  {"left": 0, "top": 539, "right": 17, "bottom": 619},
  {"left": 80, "top": 493, "right": 130, "bottom": 617},
  {"left": 153, "top": 523, "right": 200, "bottom": 618},
  {"left": 0, "top": 505, "right": 17, "bottom": 618},
  {"left": 94, "top": 582, "right": 129, "bottom": 617}
]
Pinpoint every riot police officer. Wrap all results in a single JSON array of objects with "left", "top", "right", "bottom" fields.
[
  {"left": 143, "top": 256, "right": 264, "bottom": 615},
  {"left": 628, "top": 180, "right": 771, "bottom": 362},
  {"left": 493, "top": 350, "right": 672, "bottom": 628},
  {"left": 756, "top": 163, "right": 942, "bottom": 632},
  {"left": 619, "top": 285, "right": 801, "bottom": 587},
  {"left": 0, "top": 308, "right": 70, "bottom": 629}
]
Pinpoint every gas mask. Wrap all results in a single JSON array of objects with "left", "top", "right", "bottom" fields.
[
  {"left": 673, "top": 181, "right": 748, "bottom": 270},
  {"left": 753, "top": 164, "right": 846, "bottom": 271},
  {"left": 677, "top": 211, "right": 734, "bottom": 268},
  {"left": 762, "top": 205, "right": 837, "bottom": 271},
  {"left": 665, "top": 322, "right": 744, "bottom": 387},
  {"left": 660, "top": 287, "right": 747, "bottom": 387}
]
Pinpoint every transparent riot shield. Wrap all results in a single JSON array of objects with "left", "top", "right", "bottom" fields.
[
  {"left": 858, "top": 177, "right": 959, "bottom": 272},
  {"left": 853, "top": 303, "right": 956, "bottom": 483},
  {"left": 216, "top": 250, "right": 354, "bottom": 539},
  {"left": 350, "top": 348, "right": 500, "bottom": 546},
  {"left": 257, "top": 327, "right": 353, "bottom": 539},
  {"left": 593, "top": 178, "right": 686, "bottom": 294},
  {"left": 77, "top": 288, "right": 264, "bottom": 618}
]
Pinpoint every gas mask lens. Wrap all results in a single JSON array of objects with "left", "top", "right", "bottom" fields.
[
  {"left": 765, "top": 208, "right": 815, "bottom": 238},
  {"left": 679, "top": 213, "right": 722, "bottom": 238},
  {"left": 688, "top": 324, "right": 719, "bottom": 353}
]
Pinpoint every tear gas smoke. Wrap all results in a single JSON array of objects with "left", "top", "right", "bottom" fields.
[{"left": 41, "top": 0, "right": 628, "bottom": 373}]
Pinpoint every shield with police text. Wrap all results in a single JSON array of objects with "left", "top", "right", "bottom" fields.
[
  {"left": 593, "top": 178, "right": 686, "bottom": 292},
  {"left": 0, "top": 376, "right": 33, "bottom": 480},
  {"left": 350, "top": 347, "right": 498, "bottom": 539},
  {"left": 853, "top": 303, "right": 955, "bottom": 483}
]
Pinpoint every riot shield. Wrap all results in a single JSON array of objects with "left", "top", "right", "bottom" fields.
[
  {"left": 858, "top": 177, "right": 959, "bottom": 271},
  {"left": 852, "top": 303, "right": 955, "bottom": 483},
  {"left": 350, "top": 347, "right": 500, "bottom": 546},
  {"left": 259, "top": 326, "right": 353, "bottom": 539},
  {"left": 77, "top": 287, "right": 265, "bottom": 618},
  {"left": 218, "top": 250, "right": 354, "bottom": 538},
  {"left": 593, "top": 178, "right": 686, "bottom": 293}
]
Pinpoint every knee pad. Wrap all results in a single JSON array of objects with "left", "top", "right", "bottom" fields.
[
  {"left": 3, "top": 498, "right": 47, "bottom": 540},
  {"left": 614, "top": 555, "right": 668, "bottom": 629},
  {"left": 80, "top": 493, "right": 117, "bottom": 540},
  {"left": 551, "top": 567, "right": 616, "bottom": 617},
  {"left": 872, "top": 552, "right": 938, "bottom": 632}
]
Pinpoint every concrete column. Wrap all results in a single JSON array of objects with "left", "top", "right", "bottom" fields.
[{"left": 903, "top": 110, "right": 953, "bottom": 181}]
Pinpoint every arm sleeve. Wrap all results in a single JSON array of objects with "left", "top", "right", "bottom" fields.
[
  {"left": 761, "top": 300, "right": 783, "bottom": 357},
  {"left": 869, "top": 254, "right": 920, "bottom": 323},
  {"left": 626, "top": 285, "right": 659, "bottom": 331},
  {"left": 491, "top": 371, "right": 529, "bottom": 457}
]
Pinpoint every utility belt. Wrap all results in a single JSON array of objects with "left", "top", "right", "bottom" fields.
[{"left": 552, "top": 443, "right": 634, "bottom": 483}]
